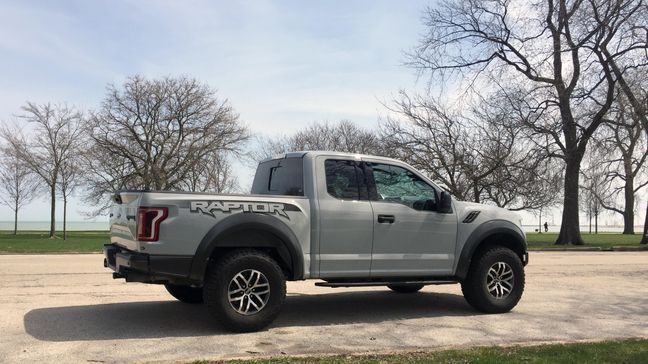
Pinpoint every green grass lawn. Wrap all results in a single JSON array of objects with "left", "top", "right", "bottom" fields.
[
  {"left": 526, "top": 232, "right": 645, "bottom": 250},
  {"left": 0, "top": 231, "right": 109, "bottom": 253},
  {"left": 194, "top": 339, "right": 648, "bottom": 364},
  {"left": 0, "top": 231, "right": 644, "bottom": 253}
]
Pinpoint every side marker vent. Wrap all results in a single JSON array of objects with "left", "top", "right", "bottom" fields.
[{"left": 462, "top": 211, "right": 481, "bottom": 223}]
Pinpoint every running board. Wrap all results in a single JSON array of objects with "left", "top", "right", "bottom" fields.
[{"left": 315, "top": 280, "right": 457, "bottom": 288}]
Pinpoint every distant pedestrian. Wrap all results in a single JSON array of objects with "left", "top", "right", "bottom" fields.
[{"left": 544, "top": 222, "right": 548, "bottom": 233}]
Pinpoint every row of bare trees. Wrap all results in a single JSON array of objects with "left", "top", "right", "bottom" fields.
[
  {"left": 1, "top": 104, "right": 84, "bottom": 238},
  {"left": 0, "top": 76, "right": 248, "bottom": 238},
  {"left": 1, "top": 78, "right": 645, "bottom": 242},
  {"left": 250, "top": 99, "right": 564, "bottom": 213},
  {"left": 581, "top": 92, "right": 648, "bottom": 234},
  {"left": 401, "top": 0, "right": 648, "bottom": 244},
  {"left": 252, "top": 98, "right": 644, "bottom": 238},
  {"left": 381, "top": 92, "right": 562, "bottom": 211},
  {"left": 251, "top": 120, "right": 383, "bottom": 161}
]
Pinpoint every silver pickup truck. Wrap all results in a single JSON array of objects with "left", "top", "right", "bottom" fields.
[{"left": 104, "top": 151, "right": 528, "bottom": 332}]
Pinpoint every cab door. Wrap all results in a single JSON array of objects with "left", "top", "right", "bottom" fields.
[
  {"left": 364, "top": 160, "right": 458, "bottom": 277},
  {"left": 316, "top": 156, "right": 374, "bottom": 278}
]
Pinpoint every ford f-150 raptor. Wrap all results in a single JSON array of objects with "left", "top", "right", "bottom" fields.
[{"left": 104, "top": 151, "right": 528, "bottom": 332}]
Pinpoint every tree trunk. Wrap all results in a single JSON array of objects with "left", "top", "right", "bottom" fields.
[
  {"left": 641, "top": 202, "right": 648, "bottom": 244},
  {"left": 556, "top": 159, "right": 585, "bottom": 245},
  {"left": 49, "top": 183, "right": 56, "bottom": 239},
  {"left": 595, "top": 212, "right": 598, "bottom": 234},
  {"left": 63, "top": 197, "right": 67, "bottom": 241},
  {"left": 588, "top": 202, "right": 592, "bottom": 234},
  {"left": 622, "top": 175, "right": 635, "bottom": 234},
  {"left": 13, "top": 201, "right": 18, "bottom": 235}
]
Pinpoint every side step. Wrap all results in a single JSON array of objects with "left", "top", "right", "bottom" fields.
[{"left": 315, "top": 280, "right": 457, "bottom": 288}]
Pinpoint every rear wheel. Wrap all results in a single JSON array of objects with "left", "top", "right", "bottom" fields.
[
  {"left": 203, "top": 250, "right": 286, "bottom": 332},
  {"left": 387, "top": 284, "right": 424, "bottom": 293},
  {"left": 461, "top": 247, "right": 525, "bottom": 313},
  {"left": 164, "top": 283, "right": 203, "bottom": 304}
]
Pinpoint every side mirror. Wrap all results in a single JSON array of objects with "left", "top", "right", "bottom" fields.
[{"left": 438, "top": 191, "right": 453, "bottom": 213}]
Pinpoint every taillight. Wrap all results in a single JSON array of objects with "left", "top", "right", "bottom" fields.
[{"left": 137, "top": 207, "right": 168, "bottom": 241}]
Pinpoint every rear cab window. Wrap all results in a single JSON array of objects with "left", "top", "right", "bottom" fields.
[
  {"left": 324, "top": 159, "right": 369, "bottom": 200},
  {"left": 251, "top": 157, "right": 304, "bottom": 196}
]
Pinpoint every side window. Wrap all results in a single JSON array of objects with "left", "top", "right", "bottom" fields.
[
  {"left": 369, "top": 163, "right": 437, "bottom": 210},
  {"left": 325, "top": 159, "right": 366, "bottom": 200}
]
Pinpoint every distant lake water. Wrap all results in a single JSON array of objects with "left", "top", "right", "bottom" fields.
[{"left": 0, "top": 221, "right": 109, "bottom": 231}]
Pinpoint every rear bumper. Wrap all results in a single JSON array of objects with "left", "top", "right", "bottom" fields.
[{"left": 103, "top": 244, "right": 195, "bottom": 284}]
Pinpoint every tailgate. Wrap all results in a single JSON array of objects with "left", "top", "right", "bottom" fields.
[{"left": 109, "top": 191, "right": 142, "bottom": 251}]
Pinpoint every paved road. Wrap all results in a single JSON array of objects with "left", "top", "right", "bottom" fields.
[{"left": 1, "top": 252, "right": 647, "bottom": 363}]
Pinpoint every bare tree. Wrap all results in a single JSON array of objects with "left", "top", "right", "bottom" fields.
[
  {"left": 580, "top": 155, "right": 608, "bottom": 234},
  {"left": 84, "top": 75, "right": 249, "bottom": 213},
  {"left": 80, "top": 143, "right": 133, "bottom": 216},
  {"left": 58, "top": 158, "right": 83, "bottom": 240},
  {"left": 179, "top": 152, "right": 238, "bottom": 193},
  {"left": 247, "top": 135, "right": 293, "bottom": 165},
  {"left": 586, "top": 0, "right": 648, "bottom": 241},
  {"left": 0, "top": 147, "right": 39, "bottom": 234},
  {"left": 381, "top": 93, "right": 483, "bottom": 201},
  {"left": 484, "top": 157, "right": 563, "bottom": 212},
  {"left": 290, "top": 120, "right": 383, "bottom": 154},
  {"left": 1, "top": 103, "right": 84, "bottom": 238},
  {"left": 591, "top": 94, "right": 648, "bottom": 234},
  {"left": 381, "top": 92, "right": 560, "bottom": 211},
  {"left": 407, "top": 0, "right": 635, "bottom": 245},
  {"left": 249, "top": 120, "right": 383, "bottom": 162}
]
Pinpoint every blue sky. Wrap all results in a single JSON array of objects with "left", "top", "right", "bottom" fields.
[{"left": 0, "top": 0, "right": 431, "bottom": 222}]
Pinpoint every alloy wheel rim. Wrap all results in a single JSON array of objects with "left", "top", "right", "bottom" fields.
[
  {"left": 486, "top": 261, "right": 514, "bottom": 299},
  {"left": 228, "top": 269, "right": 270, "bottom": 315}
]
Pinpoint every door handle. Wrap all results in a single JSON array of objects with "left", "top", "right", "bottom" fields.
[{"left": 377, "top": 214, "right": 395, "bottom": 224}]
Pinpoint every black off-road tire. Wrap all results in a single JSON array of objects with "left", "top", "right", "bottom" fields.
[
  {"left": 164, "top": 283, "right": 204, "bottom": 304},
  {"left": 461, "top": 246, "right": 525, "bottom": 313},
  {"left": 387, "top": 284, "right": 424, "bottom": 293},
  {"left": 203, "top": 249, "right": 286, "bottom": 332}
]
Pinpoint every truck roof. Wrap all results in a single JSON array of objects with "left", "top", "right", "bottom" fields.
[{"left": 262, "top": 150, "right": 404, "bottom": 165}]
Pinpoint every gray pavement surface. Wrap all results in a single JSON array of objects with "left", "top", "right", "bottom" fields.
[{"left": 0, "top": 252, "right": 647, "bottom": 363}]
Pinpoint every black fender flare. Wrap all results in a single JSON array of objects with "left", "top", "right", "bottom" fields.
[
  {"left": 189, "top": 213, "right": 304, "bottom": 282},
  {"left": 455, "top": 220, "right": 527, "bottom": 280}
]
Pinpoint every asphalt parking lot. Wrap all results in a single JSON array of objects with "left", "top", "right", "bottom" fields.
[{"left": 1, "top": 251, "right": 647, "bottom": 363}]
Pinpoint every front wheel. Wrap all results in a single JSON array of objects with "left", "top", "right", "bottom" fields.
[
  {"left": 203, "top": 250, "right": 286, "bottom": 332},
  {"left": 461, "top": 247, "right": 525, "bottom": 313}
]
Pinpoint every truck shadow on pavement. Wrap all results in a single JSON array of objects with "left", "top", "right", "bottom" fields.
[{"left": 24, "top": 290, "right": 476, "bottom": 341}]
